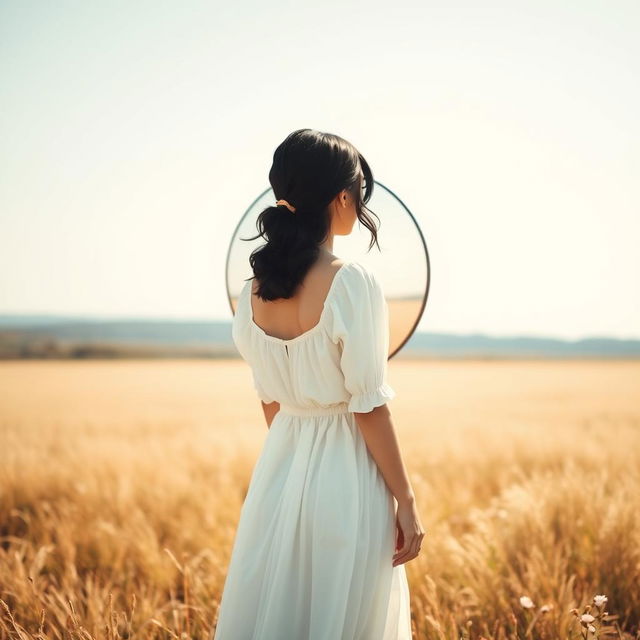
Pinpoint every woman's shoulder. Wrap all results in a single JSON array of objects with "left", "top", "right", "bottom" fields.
[
  {"left": 328, "top": 260, "right": 384, "bottom": 313},
  {"left": 326, "top": 260, "right": 387, "bottom": 345},
  {"left": 336, "top": 260, "right": 382, "bottom": 291}
]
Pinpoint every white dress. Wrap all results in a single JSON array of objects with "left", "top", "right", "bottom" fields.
[{"left": 213, "top": 260, "right": 412, "bottom": 640}]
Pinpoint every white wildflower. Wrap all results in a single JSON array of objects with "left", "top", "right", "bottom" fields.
[
  {"left": 581, "top": 613, "right": 595, "bottom": 623},
  {"left": 540, "top": 604, "right": 553, "bottom": 613},
  {"left": 593, "top": 594, "right": 608, "bottom": 607},
  {"left": 588, "top": 624, "right": 596, "bottom": 633},
  {"left": 520, "top": 596, "right": 535, "bottom": 609}
]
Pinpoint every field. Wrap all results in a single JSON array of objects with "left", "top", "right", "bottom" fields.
[{"left": 1, "top": 359, "right": 639, "bottom": 639}]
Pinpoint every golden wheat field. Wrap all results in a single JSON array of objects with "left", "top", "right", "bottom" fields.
[{"left": 0, "top": 359, "right": 639, "bottom": 640}]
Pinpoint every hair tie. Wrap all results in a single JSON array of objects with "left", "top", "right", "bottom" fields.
[{"left": 276, "top": 199, "right": 296, "bottom": 213}]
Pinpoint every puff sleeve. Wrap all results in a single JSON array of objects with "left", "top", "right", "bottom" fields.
[{"left": 330, "top": 263, "right": 396, "bottom": 413}]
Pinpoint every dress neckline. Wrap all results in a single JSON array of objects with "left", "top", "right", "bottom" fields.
[{"left": 246, "top": 261, "right": 351, "bottom": 345}]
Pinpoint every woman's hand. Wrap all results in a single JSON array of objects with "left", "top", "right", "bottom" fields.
[{"left": 392, "top": 496, "right": 426, "bottom": 567}]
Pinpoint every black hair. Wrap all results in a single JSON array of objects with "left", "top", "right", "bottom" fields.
[{"left": 245, "top": 128, "right": 380, "bottom": 301}]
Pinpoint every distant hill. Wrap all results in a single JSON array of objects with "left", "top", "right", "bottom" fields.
[
  {"left": 402, "top": 331, "right": 640, "bottom": 358},
  {"left": 0, "top": 314, "right": 638, "bottom": 359}
]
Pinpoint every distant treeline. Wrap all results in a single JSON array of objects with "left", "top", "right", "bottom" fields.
[
  {"left": 0, "top": 333, "right": 235, "bottom": 359},
  {"left": 1, "top": 316, "right": 639, "bottom": 359}
]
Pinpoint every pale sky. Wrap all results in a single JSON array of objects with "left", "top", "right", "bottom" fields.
[{"left": 1, "top": 0, "right": 638, "bottom": 339}]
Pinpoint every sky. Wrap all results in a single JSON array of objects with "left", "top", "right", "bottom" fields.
[{"left": 0, "top": 0, "right": 638, "bottom": 339}]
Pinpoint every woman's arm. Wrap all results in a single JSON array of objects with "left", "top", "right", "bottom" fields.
[
  {"left": 354, "top": 404, "right": 414, "bottom": 503},
  {"left": 261, "top": 400, "right": 280, "bottom": 428},
  {"left": 354, "top": 403, "right": 426, "bottom": 566}
]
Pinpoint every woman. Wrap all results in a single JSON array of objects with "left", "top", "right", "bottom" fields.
[{"left": 213, "top": 129, "right": 425, "bottom": 639}]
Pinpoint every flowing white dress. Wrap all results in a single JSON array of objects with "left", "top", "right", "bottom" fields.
[{"left": 213, "top": 260, "right": 412, "bottom": 640}]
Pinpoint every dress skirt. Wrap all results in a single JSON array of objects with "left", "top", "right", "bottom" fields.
[{"left": 212, "top": 402, "right": 412, "bottom": 640}]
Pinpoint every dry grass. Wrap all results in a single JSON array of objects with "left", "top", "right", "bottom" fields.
[{"left": 0, "top": 359, "right": 639, "bottom": 639}]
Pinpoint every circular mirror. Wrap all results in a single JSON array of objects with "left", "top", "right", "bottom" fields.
[{"left": 226, "top": 180, "right": 430, "bottom": 358}]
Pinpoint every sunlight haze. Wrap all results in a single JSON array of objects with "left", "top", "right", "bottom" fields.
[{"left": 1, "top": 0, "right": 638, "bottom": 340}]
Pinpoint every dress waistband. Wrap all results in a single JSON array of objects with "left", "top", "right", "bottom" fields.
[{"left": 278, "top": 402, "right": 350, "bottom": 417}]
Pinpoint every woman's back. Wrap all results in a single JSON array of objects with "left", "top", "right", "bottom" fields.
[
  {"left": 232, "top": 260, "right": 395, "bottom": 413},
  {"left": 249, "top": 256, "right": 347, "bottom": 342}
]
